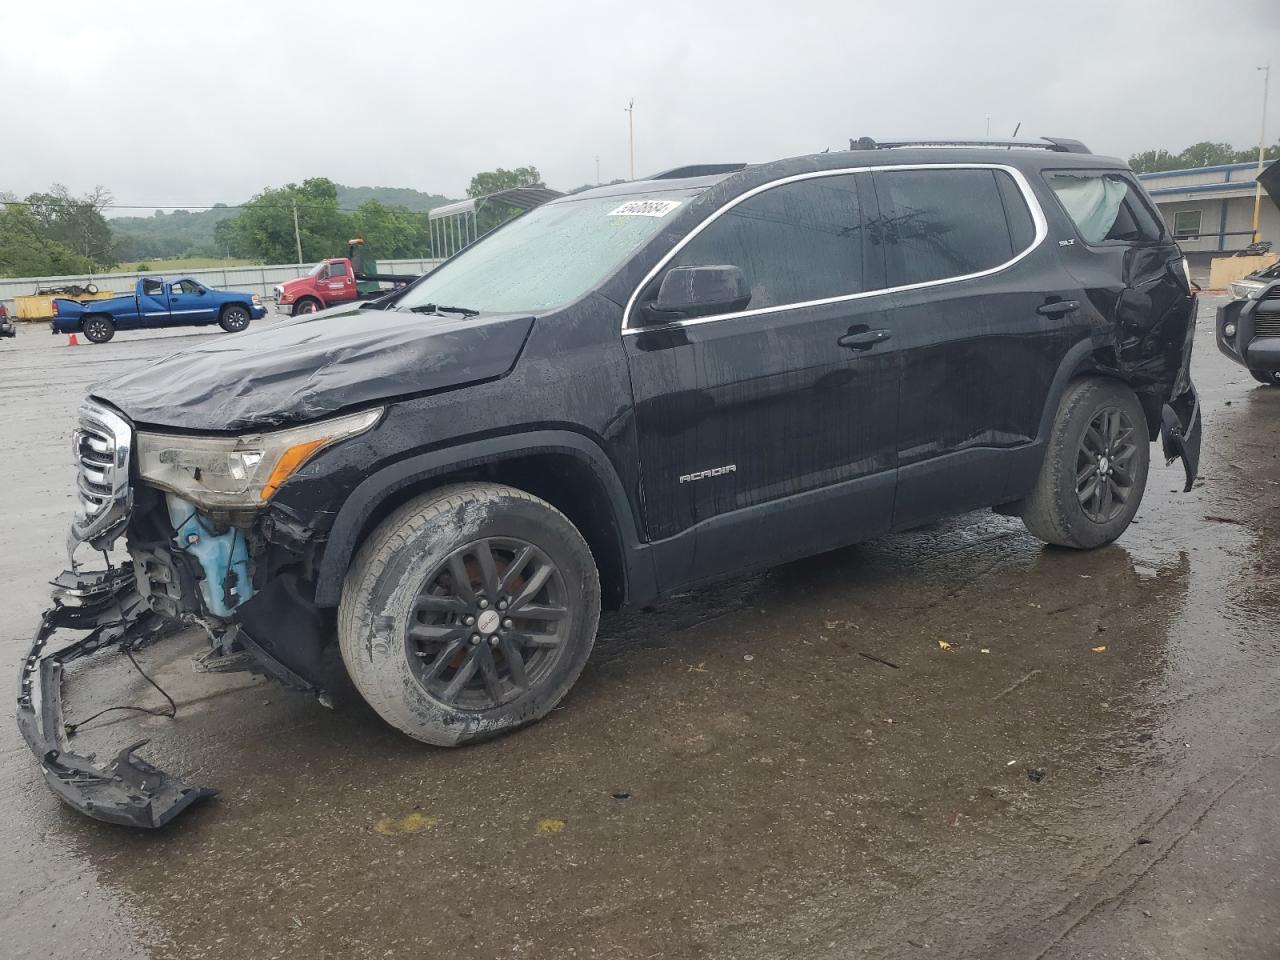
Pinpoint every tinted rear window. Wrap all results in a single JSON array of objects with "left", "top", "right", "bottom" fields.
[{"left": 873, "top": 169, "right": 1022, "bottom": 287}]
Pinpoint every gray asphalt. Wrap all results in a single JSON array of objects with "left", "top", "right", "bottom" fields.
[{"left": 0, "top": 303, "right": 1277, "bottom": 959}]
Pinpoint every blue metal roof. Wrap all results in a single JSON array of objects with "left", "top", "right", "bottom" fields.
[
  {"left": 1137, "top": 159, "right": 1274, "bottom": 181},
  {"left": 1146, "top": 180, "right": 1264, "bottom": 197}
]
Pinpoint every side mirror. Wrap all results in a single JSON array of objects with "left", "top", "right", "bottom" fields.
[{"left": 650, "top": 265, "right": 750, "bottom": 320}]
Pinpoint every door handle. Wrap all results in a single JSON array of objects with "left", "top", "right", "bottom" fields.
[
  {"left": 838, "top": 328, "right": 892, "bottom": 350},
  {"left": 1036, "top": 299, "right": 1079, "bottom": 317}
]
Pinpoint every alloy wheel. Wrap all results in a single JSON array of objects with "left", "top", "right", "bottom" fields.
[
  {"left": 406, "top": 537, "right": 570, "bottom": 711},
  {"left": 1076, "top": 407, "right": 1137, "bottom": 523}
]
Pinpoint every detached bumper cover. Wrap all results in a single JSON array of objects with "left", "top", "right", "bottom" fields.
[
  {"left": 16, "top": 567, "right": 217, "bottom": 828},
  {"left": 1161, "top": 383, "right": 1201, "bottom": 493}
]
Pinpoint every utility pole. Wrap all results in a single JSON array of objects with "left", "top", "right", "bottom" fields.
[
  {"left": 292, "top": 200, "right": 304, "bottom": 265},
  {"left": 595, "top": 155, "right": 601, "bottom": 185},
  {"left": 625, "top": 99, "right": 635, "bottom": 180},
  {"left": 1252, "top": 63, "right": 1271, "bottom": 244}
]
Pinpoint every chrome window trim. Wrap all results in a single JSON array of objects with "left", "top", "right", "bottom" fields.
[{"left": 621, "top": 162, "right": 1048, "bottom": 335}]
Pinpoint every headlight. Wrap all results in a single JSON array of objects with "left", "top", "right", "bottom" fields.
[
  {"left": 1230, "top": 280, "right": 1266, "bottom": 301},
  {"left": 136, "top": 408, "right": 382, "bottom": 509}
]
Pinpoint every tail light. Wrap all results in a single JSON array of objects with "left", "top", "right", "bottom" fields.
[{"left": 51, "top": 301, "right": 59, "bottom": 316}]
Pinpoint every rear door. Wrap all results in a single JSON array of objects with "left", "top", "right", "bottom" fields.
[
  {"left": 873, "top": 165, "right": 1085, "bottom": 528},
  {"left": 623, "top": 171, "right": 900, "bottom": 587}
]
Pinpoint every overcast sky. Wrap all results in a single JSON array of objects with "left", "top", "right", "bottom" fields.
[{"left": 2, "top": 0, "right": 1276, "bottom": 209}]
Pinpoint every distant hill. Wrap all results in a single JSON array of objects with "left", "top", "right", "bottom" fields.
[
  {"left": 110, "top": 205, "right": 239, "bottom": 261},
  {"left": 336, "top": 184, "right": 452, "bottom": 212},
  {"left": 110, "top": 184, "right": 454, "bottom": 260}
]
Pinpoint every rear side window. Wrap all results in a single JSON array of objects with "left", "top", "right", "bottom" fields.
[
  {"left": 872, "top": 169, "right": 1025, "bottom": 287},
  {"left": 1046, "top": 171, "right": 1164, "bottom": 244},
  {"left": 667, "top": 173, "right": 866, "bottom": 309}
]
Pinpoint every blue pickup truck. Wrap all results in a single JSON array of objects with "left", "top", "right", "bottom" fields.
[{"left": 51, "top": 277, "right": 267, "bottom": 343}]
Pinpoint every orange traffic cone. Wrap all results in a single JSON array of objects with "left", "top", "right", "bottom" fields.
[{"left": 66, "top": 333, "right": 79, "bottom": 346}]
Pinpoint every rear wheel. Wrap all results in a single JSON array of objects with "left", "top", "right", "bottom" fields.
[
  {"left": 219, "top": 304, "right": 251, "bottom": 333},
  {"left": 294, "top": 298, "right": 321, "bottom": 315},
  {"left": 338, "top": 483, "right": 601, "bottom": 746},
  {"left": 1021, "top": 378, "right": 1150, "bottom": 549},
  {"left": 1250, "top": 369, "right": 1279, "bottom": 386},
  {"left": 81, "top": 315, "right": 115, "bottom": 344}
]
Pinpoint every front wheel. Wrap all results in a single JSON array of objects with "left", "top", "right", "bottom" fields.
[
  {"left": 1250, "top": 369, "right": 1279, "bottom": 386},
  {"left": 219, "top": 305, "right": 251, "bottom": 333},
  {"left": 81, "top": 315, "right": 115, "bottom": 344},
  {"left": 1021, "top": 378, "right": 1150, "bottom": 549},
  {"left": 293, "top": 298, "right": 321, "bottom": 315},
  {"left": 338, "top": 483, "right": 601, "bottom": 746}
]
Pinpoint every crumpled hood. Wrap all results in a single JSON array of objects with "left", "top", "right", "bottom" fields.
[{"left": 92, "top": 305, "right": 535, "bottom": 431}]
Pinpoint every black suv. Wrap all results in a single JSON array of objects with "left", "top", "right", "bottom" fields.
[{"left": 19, "top": 138, "right": 1202, "bottom": 827}]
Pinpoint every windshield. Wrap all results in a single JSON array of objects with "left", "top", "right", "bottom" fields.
[{"left": 398, "top": 192, "right": 698, "bottom": 314}]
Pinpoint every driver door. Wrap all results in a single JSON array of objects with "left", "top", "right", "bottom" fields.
[
  {"left": 323, "top": 261, "right": 356, "bottom": 303},
  {"left": 623, "top": 171, "right": 900, "bottom": 588},
  {"left": 167, "top": 280, "right": 216, "bottom": 323}
]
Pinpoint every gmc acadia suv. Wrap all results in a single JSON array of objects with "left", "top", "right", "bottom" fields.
[{"left": 18, "top": 138, "right": 1202, "bottom": 827}]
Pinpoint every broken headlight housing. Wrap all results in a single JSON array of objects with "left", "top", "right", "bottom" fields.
[{"left": 135, "top": 408, "right": 382, "bottom": 510}]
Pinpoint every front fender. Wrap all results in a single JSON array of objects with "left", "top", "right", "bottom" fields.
[{"left": 309, "top": 429, "right": 653, "bottom": 608}]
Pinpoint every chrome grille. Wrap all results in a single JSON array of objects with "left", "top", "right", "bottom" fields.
[{"left": 70, "top": 401, "right": 133, "bottom": 547}]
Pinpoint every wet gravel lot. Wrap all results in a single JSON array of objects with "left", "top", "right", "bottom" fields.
[{"left": 1, "top": 300, "right": 1277, "bottom": 959}]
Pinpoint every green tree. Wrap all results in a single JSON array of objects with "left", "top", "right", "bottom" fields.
[
  {"left": 461, "top": 166, "right": 547, "bottom": 240},
  {"left": 1127, "top": 149, "right": 1179, "bottom": 174},
  {"left": 1174, "top": 141, "right": 1238, "bottom": 169},
  {"left": 22, "top": 184, "right": 115, "bottom": 268},
  {"left": 465, "top": 166, "right": 544, "bottom": 199},
  {"left": 350, "top": 200, "right": 429, "bottom": 258},
  {"left": 0, "top": 201, "right": 96, "bottom": 278},
  {"left": 225, "top": 178, "right": 353, "bottom": 263},
  {"left": 1232, "top": 139, "right": 1280, "bottom": 165},
  {"left": 1129, "top": 140, "right": 1280, "bottom": 173}
]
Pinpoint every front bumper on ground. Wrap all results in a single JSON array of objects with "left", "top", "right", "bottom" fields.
[
  {"left": 0, "top": 321, "right": 14, "bottom": 338},
  {"left": 16, "top": 565, "right": 217, "bottom": 828}
]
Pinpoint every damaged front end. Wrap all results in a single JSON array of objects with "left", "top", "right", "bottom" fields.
[
  {"left": 17, "top": 400, "right": 380, "bottom": 827},
  {"left": 17, "top": 566, "right": 217, "bottom": 828}
]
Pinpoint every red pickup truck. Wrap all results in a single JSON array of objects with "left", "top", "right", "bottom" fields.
[{"left": 272, "top": 240, "right": 418, "bottom": 316}]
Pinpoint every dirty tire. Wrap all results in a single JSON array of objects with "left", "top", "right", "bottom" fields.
[
  {"left": 294, "top": 298, "right": 321, "bottom": 315},
  {"left": 219, "top": 304, "right": 251, "bottom": 333},
  {"left": 81, "top": 315, "right": 115, "bottom": 343},
  {"left": 1250, "top": 369, "right": 1279, "bottom": 386},
  {"left": 1020, "top": 378, "right": 1149, "bottom": 549},
  {"left": 338, "top": 483, "right": 601, "bottom": 746}
]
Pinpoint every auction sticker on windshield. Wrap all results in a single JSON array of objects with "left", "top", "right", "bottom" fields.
[{"left": 608, "top": 199, "right": 682, "bottom": 217}]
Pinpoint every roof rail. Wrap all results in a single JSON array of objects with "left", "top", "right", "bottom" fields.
[
  {"left": 649, "top": 163, "right": 748, "bottom": 179},
  {"left": 849, "top": 136, "right": 1091, "bottom": 155}
]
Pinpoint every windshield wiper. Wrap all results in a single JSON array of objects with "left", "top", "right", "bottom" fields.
[{"left": 404, "top": 303, "right": 480, "bottom": 317}]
